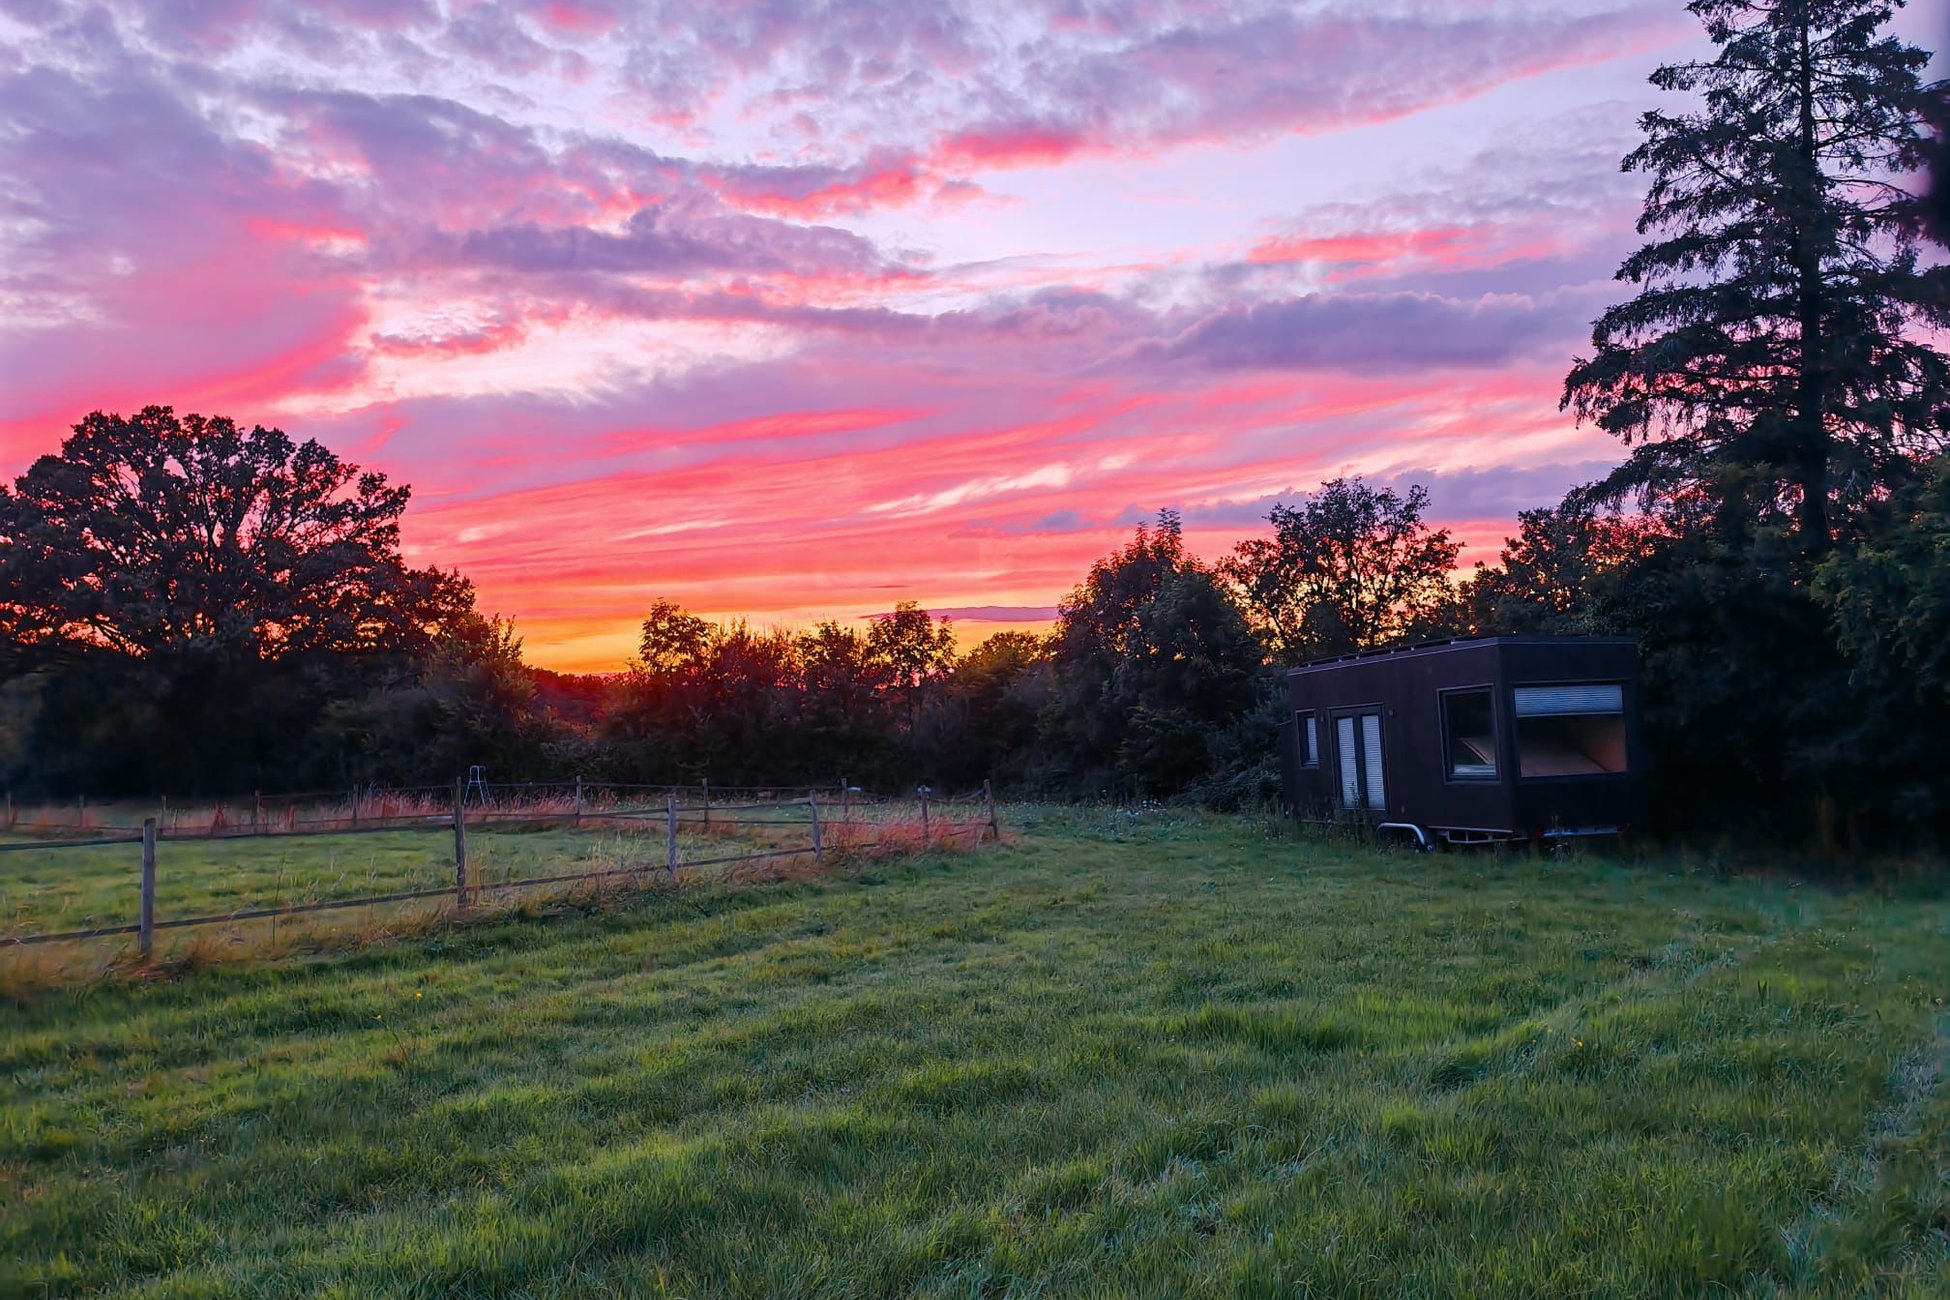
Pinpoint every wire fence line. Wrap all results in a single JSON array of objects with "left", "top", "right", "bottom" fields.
[
  {"left": 0, "top": 779, "right": 973, "bottom": 842},
  {"left": 0, "top": 780, "right": 1003, "bottom": 955}
]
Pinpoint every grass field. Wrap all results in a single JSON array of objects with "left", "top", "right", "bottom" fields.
[
  {"left": 3, "top": 810, "right": 1946, "bottom": 1297},
  {"left": 0, "top": 826, "right": 647, "bottom": 942},
  {"left": 0, "top": 800, "right": 972, "bottom": 957}
]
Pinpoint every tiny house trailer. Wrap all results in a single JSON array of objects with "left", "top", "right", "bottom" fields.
[{"left": 1278, "top": 636, "right": 1644, "bottom": 848}]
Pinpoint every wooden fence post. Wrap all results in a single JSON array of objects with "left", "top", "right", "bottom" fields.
[
  {"left": 139, "top": 818, "right": 157, "bottom": 960},
  {"left": 919, "top": 787, "right": 930, "bottom": 847},
  {"left": 452, "top": 780, "right": 469, "bottom": 913},
  {"left": 665, "top": 793, "right": 679, "bottom": 881},
  {"left": 700, "top": 779, "right": 710, "bottom": 829},
  {"left": 574, "top": 776, "right": 584, "bottom": 827},
  {"left": 983, "top": 779, "right": 1000, "bottom": 844},
  {"left": 252, "top": 790, "right": 262, "bottom": 834},
  {"left": 350, "top": 786, "right": 360, "bottom": 829},
  {"left": 809, "top": 794, "right": 822, "bottom": 862}
]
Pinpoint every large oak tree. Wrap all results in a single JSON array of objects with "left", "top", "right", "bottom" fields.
[
  {"left": 0, "top": 407, "right": 475, "bottom": 792},
  {"left": 0, "top": 406, "right": 471, "bottom": 668}
]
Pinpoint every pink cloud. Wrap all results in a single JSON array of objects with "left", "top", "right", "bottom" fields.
[
  {"left": 709, "top": 151, "right": 933, "bottom": 217},
  {"left": 597, "top": 405, "right": 935, "bottom": 455},
  {"left": 1248, "top": 228, "right": 1476, "bottom": 267},
  {"left": 369, "top": 319, "right": 535, "bottom": 359},
  {"left": 530, "top": 0, "right": 622, "bottom": 37},
  {"left": 936, "top": 126, "right": 1090, "bottom": 171}
]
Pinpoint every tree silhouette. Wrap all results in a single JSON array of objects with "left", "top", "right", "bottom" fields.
[
  {"left": 0, "top": 406, "right": 471, "bottom": 668},
  {"left": 636, "top": 598, "right": 713, "bottom": 680},
  {"left": 1222, "top": 479, "right": 1460, "bottom": 663},
  {"left": 865, "top": 601, "right": 955, "bottom": 691},
  {"left": 1464, "top": 499, "right": 1659, "bottom": 635},
  {"left": 1049, "top": 512, "right": 1263, "bottom": 795},
  {"left": 0, "top": 406, "right": 476, "bottom": 792},
  {"left": 1564, "top": 0, "right": 1949, "bottom": 553},
  {"left": 866, "top": 600, "right": 955, "bottom": 733}
]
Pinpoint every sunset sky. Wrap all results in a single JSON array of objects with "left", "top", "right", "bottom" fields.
[{"left": 4, "top": 0, "right": 1942, "bottom": 671}]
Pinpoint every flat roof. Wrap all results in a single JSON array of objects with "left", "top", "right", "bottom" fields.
[{"left": 1284, "top": 634, "right": 1637, "bottom": 675}]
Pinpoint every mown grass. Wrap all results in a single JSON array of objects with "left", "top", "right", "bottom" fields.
[
  {"left": 0, "top": 827, "right": 621, "bottom": 939},
  {"left": 2, "top": 809, "right": 1946, "bottom": 1297},
  {"left": 0, "top": 801, "right": 963, "bottom": 946}
]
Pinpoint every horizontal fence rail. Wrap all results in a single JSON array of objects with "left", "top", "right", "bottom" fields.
[
  {"left": 0, "top": 780, "right": 941, "bottom": 838},
  {"left": 0, "top": 779, "right": 1003, "bottom": 955}
]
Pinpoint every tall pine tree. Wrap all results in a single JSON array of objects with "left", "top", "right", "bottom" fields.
[{"left": 1564, "top": 0, "right": 1948, "bottom": 553}]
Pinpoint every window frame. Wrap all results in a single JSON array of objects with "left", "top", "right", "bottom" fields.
[
  {"left": 1438, "top": 684, "right": 1500, "bottom": 784},
  {"left": 1329, "top": 704, "right": 1387, "bottom": 813},
  {"left": 1294, "top": 710, "right": 1319, "bottom": 769},
  {"left": 1509, "top": 678, "right": 1631, "bottom": 782}
]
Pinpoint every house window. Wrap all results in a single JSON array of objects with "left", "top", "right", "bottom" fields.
[
  {"left": 1295, "top": 711, "right": 1319, "bottom": 767},
  {"left": 1514, "top": 684, "right": 1627, "bottom": 777},
  {"left": 1443, "top": 689, "right": 1497, "bottom": 779},
  {"left": 1334, "top": 709, "right": 1387, "bottom": 811}
]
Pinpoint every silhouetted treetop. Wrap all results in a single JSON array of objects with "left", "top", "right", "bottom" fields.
[
  {"left": 1223, "top": 478, "right": 1461, "bottom": 663},
  {"left": 1564, "top": 0, "right": 1949, "bottom": 552},
  {"left": 0, "top": 406, "right": 473, "bottom": 669}
]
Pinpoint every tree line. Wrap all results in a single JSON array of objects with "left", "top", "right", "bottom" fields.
[{"left": 2, "top": 0, "right": 1945, "bottom": 847}]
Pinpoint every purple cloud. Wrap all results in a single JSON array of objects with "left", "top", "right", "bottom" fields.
[
  {"left": 436, "top": 195, "right": 892, "bottom": 279},
  {"left": 1158, "top": 291, "right": 1590, "bottom": 373},
  {"left": 1153, "top": 462, "right": 1626, "bottom": 535}
]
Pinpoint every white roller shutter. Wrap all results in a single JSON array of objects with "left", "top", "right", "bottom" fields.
[
  {"left": 1337, "top": 715, "right": 1359, "bottom": 808},
  {"left": 1362, "top": 713, "right": 1386, "bottom": 810},
  {"left": 1514, "top": 684, "right": 1623, "bottom": 717}
]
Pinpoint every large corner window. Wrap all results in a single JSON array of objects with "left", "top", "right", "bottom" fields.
[
  {"left": 1515, "top": 684, "right": 1627, "bottom": 777},
  {"left": 1443, "top": 689, "right": 1497, "bottom": 779},
  {"left": 1295, "top": 711, "right": 1319, "bottom": 768},
  {"left": 1334, "top": 710, "right": 1387, "bottom": 811}
]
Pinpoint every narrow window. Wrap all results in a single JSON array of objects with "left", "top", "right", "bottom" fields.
[
  {"left": 1295, "top": 711, "right": 1318, "bottom": 767},
  {"left": 1514, "top": 684, "right": 1627, "bottom": 777},
  {"left": 1336, "top": 715, "right": 1360, "bottom": 808},
  {"left": 1443, "top": 689, "right": 1497, "bottom": 779},
  {"left": 1361, "top": 713, "right": 1386, "bottom": 810}
]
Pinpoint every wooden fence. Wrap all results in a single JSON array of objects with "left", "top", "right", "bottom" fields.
[{"left": 0, "top": 780, "right": 1003, "bottom": 954}]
